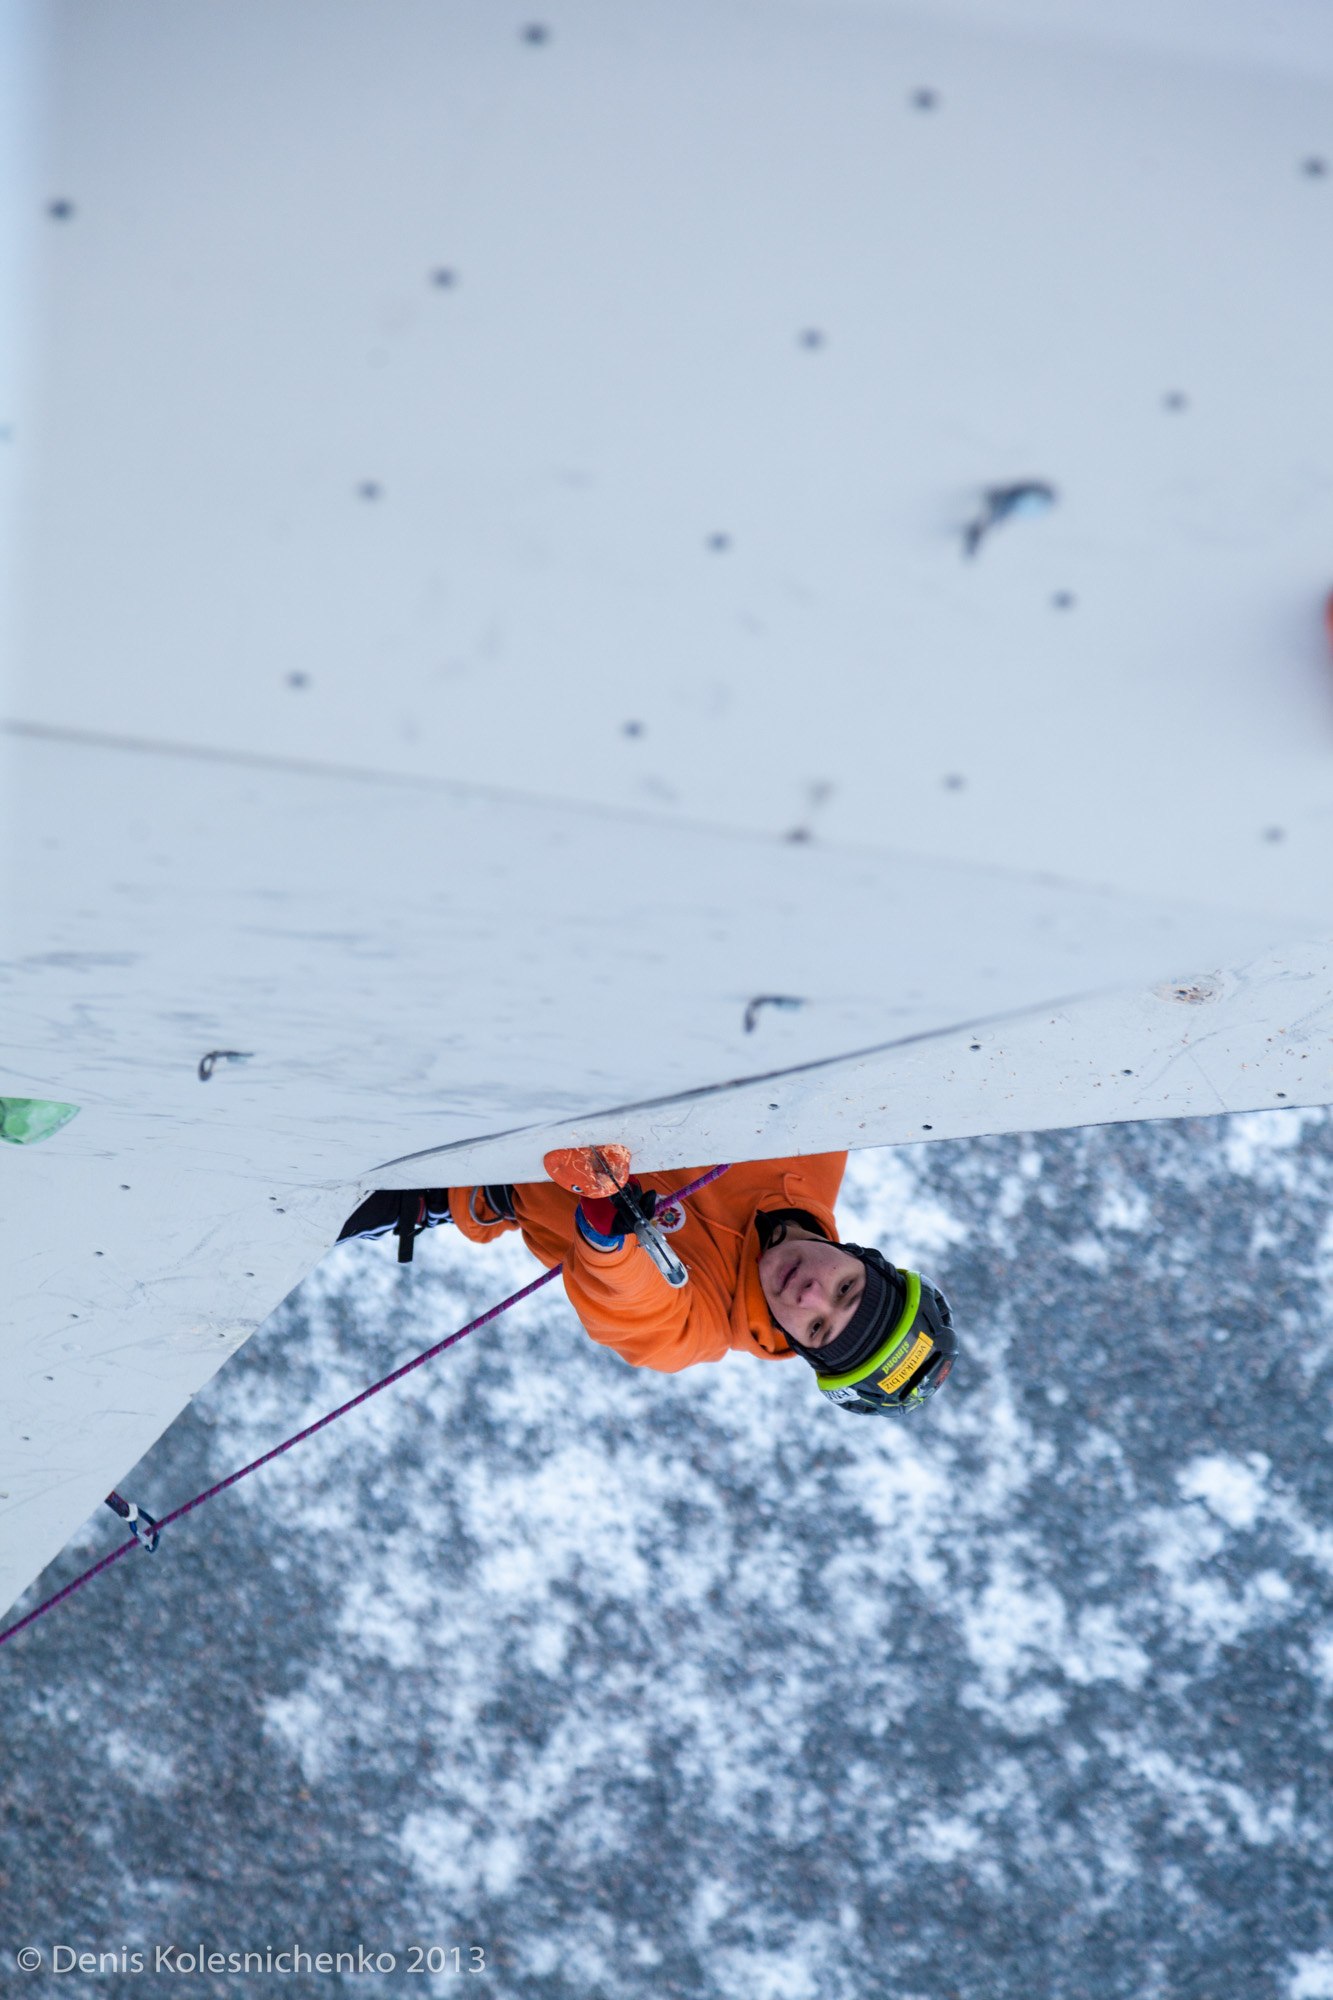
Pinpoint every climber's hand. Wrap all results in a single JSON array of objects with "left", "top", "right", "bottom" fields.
[{"left": 576, "top": 1179, "right": 657, "bottom": 1249}]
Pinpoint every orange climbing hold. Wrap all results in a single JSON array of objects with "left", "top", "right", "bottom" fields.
[{"left": 542, "top": 1144, "right": 632, "bottom": 1197}]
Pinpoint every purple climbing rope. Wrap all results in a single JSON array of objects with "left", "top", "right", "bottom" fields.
[{"left": 0, "top": 1161, "right": 732, "bottom": 1651}]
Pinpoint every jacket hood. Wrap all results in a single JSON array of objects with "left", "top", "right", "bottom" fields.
[{"left": 729, "top": 1176, "right": 841, "bottom": 1361}]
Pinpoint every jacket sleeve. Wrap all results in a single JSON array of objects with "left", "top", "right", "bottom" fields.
[
  {"left": 446, "top": 1186, "right": 518, "bottom": 1246},
  {"left": 561, "top": 1235, "right": 734, "bottom": 1373}
]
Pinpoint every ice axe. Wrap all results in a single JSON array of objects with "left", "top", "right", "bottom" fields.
[{"left": 543, "top": 1145, "right": 689, "bottom": 1289}]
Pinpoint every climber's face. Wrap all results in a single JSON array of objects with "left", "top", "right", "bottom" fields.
[{"left": 757, "top": 1221, "right": 866, "bottom": 1348}]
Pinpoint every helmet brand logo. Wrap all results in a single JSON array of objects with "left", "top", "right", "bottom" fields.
[{"left": 879, "top": 1331, "right": 933, "bottom": 1396}]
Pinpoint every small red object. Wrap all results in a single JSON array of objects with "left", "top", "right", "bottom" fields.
[{"left": 543, "top": 1144, "right": 632, "bottom": 1198}]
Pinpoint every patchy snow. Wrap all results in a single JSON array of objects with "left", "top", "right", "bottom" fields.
[
  {"left": 400, "top": 1812, "right": 525, "bottom": 1901},
  {"left": 1107, "top": 1736, "right": 1298, "bottom": 1848},
  {"left": 99, "top": 1730, "right": 177, "bottom": 1798},
  {"left": 840, "top": 1148, "right": 971, "bottom": 1268},
  {"left": 6, "top": 1111, "right": 1333, "bottom": 1998},
  {"left": 1317, "top": 1213, "right": 1333, "bottom": 1314},
  {"left": 1309, "top": 1629, "right": 1333, "bottom": 1695},
  {"left": 1097, "top": 1181, "right": 1153, "bottom": 1234},
  {"left": 1223, "top": 1109, "right": 1330, "bottom": 1182},
  {"left": 263, "top": 1680, "right": 340, "bottom": 1786},
  {"left": 1291, "top": 1951, "right": 1333, "bottom": 1999},
  {"left": 1179, "top": 1452, "right": 1271, "bottom": 1529}
]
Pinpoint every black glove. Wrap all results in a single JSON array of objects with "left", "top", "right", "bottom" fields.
[
  {"left": 337, "top": 1188, "right": 453, "bottom": 1262},
  {"left": 576, "top": 1179, "right": 657, "bottom": 1248}
]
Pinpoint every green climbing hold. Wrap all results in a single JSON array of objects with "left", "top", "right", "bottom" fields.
[{"left": 0, "top": 1097, "right": 80, "bottom": 1145}]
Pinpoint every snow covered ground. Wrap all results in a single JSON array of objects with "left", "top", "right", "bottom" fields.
[{"left": 4, "top": 1112, "right": 1333, "bottom": 1998}]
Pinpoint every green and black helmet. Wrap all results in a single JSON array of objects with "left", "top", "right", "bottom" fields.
[{"left": 811, "top": 1259, "right": 957, "bottom": 1416}]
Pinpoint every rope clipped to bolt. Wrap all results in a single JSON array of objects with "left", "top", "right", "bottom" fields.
[{"left": 0, "top": 1163, "right": 732, "bottom": 1651}]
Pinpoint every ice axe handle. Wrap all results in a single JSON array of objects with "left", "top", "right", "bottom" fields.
[
  {"left": 633, "top": 1217, "right": 689, "bottom": 1288},
  {"left": 617, "top": 1181, "right": 688, "bottom": 1289}
]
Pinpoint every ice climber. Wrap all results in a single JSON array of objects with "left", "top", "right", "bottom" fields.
[{"left": 336, "top": 1153, "right": 956, "bottom": 1418}]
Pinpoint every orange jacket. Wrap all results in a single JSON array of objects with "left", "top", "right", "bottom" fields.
[{"left": 447, "top": 1153, "right": 847, "bottom": 1373}]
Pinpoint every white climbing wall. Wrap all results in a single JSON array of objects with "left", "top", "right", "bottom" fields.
[{"left": 2, "top": 0, "right": 1332, "bottom": 1618}]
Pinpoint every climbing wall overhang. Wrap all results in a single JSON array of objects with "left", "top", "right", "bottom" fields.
[{"left": 2, "top": 0, "right": 1332, "bottom": 1615}]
